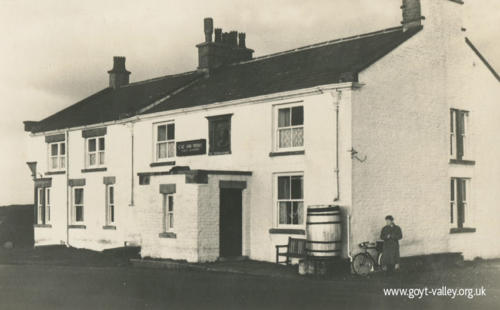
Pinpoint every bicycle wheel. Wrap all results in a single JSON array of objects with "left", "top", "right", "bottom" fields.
[
  {"left": 352, "top": 253, "right": 375, "bottom": 276},
  {"left": 377, "top": 253, "right": 385, "bottom": 271}
]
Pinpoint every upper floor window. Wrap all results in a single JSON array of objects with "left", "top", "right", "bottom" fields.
[
  {"left": 72, "top": 187, "right": 84, "bottom": 223},
  {"left": 275, "top": 104, "right": 304, "bottom": 151},
  {"left": 450, "top": 109, "right": 469, "bottom": 160},
  {"left": 276, "top": 173, "right": 304, "bottom": 227},
  {"left": 450, "top": 178, "right": 472, "bottom": 230},
  {"left": 207, "top": 114, "right": 232, "bottom": 155},
  {"left": 162, "top": 194, "right": 174, "bottom": 232},
  {"left": 86, "top": 136, "right": 105, "bottom": 168},
  {"left": 155, "top": 122, "right": 175, "bottom": 161},
  {"left": 48, "top": 142, "right": 65, "bottom": 171}
]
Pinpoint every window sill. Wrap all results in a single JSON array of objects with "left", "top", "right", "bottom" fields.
[
  {"left": 449, "top": 159, "right": 475, "bottom": 166},
  {"left": 81, "top": 167, "right": 107, "bottom": 173},
  {"left": 209, "top": 151, "right": 231, "bottom": 156},
  {"left": 150, "top": 161, "right": 176, "bottom": 167},
  {"left": 34, "top": 224, "right": 52, "bottom": 228},
  {"left": 45, "top": 170, "right": 65, "bottom": 175},
  {"left": 269, "top": 228, "right": 305, "bottom": 235},
  {"left": 68, "top": 224, "right": 86, "bottom": 229},
  {"left": 269, "top": 150, "right": 305, "bottom": 157},
  {"left": 450, "top": 227, "right": 476, "bottom": 234},
  {"left": 102, "top": 225, "right": 116, "bottom": 230},
  {"left": 159, "top": 232, "right": 177, "bottom": 238}
]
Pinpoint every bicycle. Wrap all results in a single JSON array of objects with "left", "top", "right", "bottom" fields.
[{"left": 351, "top": 241, "right": 384, "bottom": 276}]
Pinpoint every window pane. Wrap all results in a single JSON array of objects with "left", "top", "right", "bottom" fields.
[
  {"left": 450, "top": 110, "right": 455, "bottom": 133},
  {"left": 460, "top": 180, "right": 466, "bottom": 201},
  {"left": 213, "top": 120, "right": 230, "bottom": 151},
  {"left": 110, "top": 205, "right": 114, "bottom": 223},
  {"left": 291, "top": 106, "right": 303, "bottom": 126},
  {"left": 292, "top": 201, "right": 304, "bottom": 224},
  {"left": 157, "top": 125, "right": 167, "bottom": 142},
  {"left": 291, "top": 176, "right": 303, "bottom": 199},
  {"left": 46, "top": 189, "right": 50, "bottom": 205},
  {"left": 167, "top": 142, "right": 175, "bottom": 158},
  {"left": 74, "top": 188, "right": 83, "bottom": 204},
  {"left": 168, "top": 196, "right": 174, "bottom": 212},
  {"left": 167, "top": 124, "right": 175, "bottom": 140},
  {"left": 450, "top": 179, "right": 455, "bottom": 200},
  {"left": 279, "top": 129, "right": 291, "bottom": 148},
  {"left": 76, "top": 206, "right": 84, "bottom": 222},
  {"left": 60, "top": 157, "right": 66, "bottom": 168},
  {"left": 450, "top": 203, "right": 454, "bottom": 224},
  {"left": 279, "top": 202, "right": 291, "bottom": 224},
  {"left": 157, "top": 142, "right": 167, "bottom": 159},
  {"left": 458, "top": 112, "right": 465, "bottom": 134},
  {"left": 89, "top": 153, "right": 96, "bottom": 166},
  {"left": 278, "top": 108, "right": 291, "bottom": 128},
  {"left": 60, "top": 143, "right": 66, "bottom": 155},
  {"left": 277, "top": 176, "right": 290, "bottom": 200},
  {"left": 292, "top": 128, "right": 304, "bottom": 147},
  {"left": 51, "top": 157, "right": 58, "bottom": 169},
  {"left": 99, "top": 137, "right": 105, "bottom": 151},
  {"left": 109, "top": 186, "right": 114, "bottom": 204},
  {"left": 99, "top": 152, "right": 105, "bottom": 165},
  {"left": 51, "top": 144, "right": 58, "bottom": 156},
  {"left": 88, "top": 139, "right": 96, "bottom": 152}
]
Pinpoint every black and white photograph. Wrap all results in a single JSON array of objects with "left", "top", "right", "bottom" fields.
[{"left": 1, "top": 0, "right": 499, "bottom": 309}]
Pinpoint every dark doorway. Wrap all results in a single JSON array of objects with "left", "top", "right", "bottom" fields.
[{"left": 219, "top": 188, "right": 242, "bottom": 257}]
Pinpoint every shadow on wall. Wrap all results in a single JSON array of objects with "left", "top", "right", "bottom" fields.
[{"left": 0, "top": 205, "right": 34, "bottom": 248}]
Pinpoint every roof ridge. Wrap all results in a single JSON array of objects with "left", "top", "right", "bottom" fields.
[
  {"left": 121, "top": 70, "right": 201, "bottom": 88},
  {"left": 232, "top": 26, "right": 404, "bottom": 66}
]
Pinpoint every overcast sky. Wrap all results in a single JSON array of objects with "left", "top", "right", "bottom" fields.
[{"left": 0, "top": 0, "right": 498, "bottom": 205}]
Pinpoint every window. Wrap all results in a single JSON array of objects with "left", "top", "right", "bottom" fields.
[
  {"left": 275, "top": 105, "right": 304, "bottom": 150},
  {"left": 86, "top": 137, "right": 105, "bottom": 167},
  {"left": 450, "top": 109, "right": 469, "bottom": 160},
  {"left": 162, "top": 194, "right": 174, "bottom": 232},
  {"left": 106, "top": 185, "right": 115, "bottom": 225},
  {"left": 48, "top": 142, "right": 66, "bottom": 170},
  {"left": 155, "top": 122, "right": 175, "bottom": 161},
  {"left": 450, "top": 178, "right": 471, "bottom": 229},
  {"left": 73, "top": 187, "right": 84, "bottom": 223},
  {"left": 207, "top": 114, "right": 232, "bottom": 155},
  {"left": 276, "top": 174, "right": 304, "bottom": 226},
  {"left": 37, "top": 187, "right": 50, "bottom": 224}
]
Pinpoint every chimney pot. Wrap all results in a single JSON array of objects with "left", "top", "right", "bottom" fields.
[
  {"left": 229, "top": 31, "right": 238, "bottom": 46},
  {"left": 238, "top": 33, "right": 246, "bottom": 48},
  {"left": 108, "top": 56, "right": 130, "bottom": 89},
  {"left": 214, "top": 28, "right": 222, "bottom": 42},
  {"left": 401, "top": 0, "right": 423, "bottom": 31},
  {"left": 204, "top": 17, "right": 214, "bottom": 43}
]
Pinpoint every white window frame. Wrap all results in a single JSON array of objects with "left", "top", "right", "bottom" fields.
[
  {"left": 154, "top": 121, "right": 176, "bottom": 162},
  {"left": 85, "top": 136, "right": 105, "bottom": 168},
  {"left": 450, "top": 178, "right": 472, "bottom": 229},
  {"left": 106, "top": 185, "right": 115, "bottom": 225},
  {"left": 48, "top": 141, "right": 66, "bottom": 171},
  {"left": 450, "top": 109, "right": 470, "bottom": 160},
  {"left": 37, "top": 187, "right": 50, "bottom": 225},
  {"left": 275, "top": 172, "right": 305, "bottom": 228},
  {"left": 162, "top": 194, "right": 174, "bottom": 232},
  {"left": 273, "top": 103, "right": 304, "bottom": 152},
  {"left": 72, "top": 187, "right": 85, "bottom": 224}
]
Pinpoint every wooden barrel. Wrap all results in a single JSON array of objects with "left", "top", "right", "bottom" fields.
[{"left": 306, "top": 205, "right": 342, "bottom": 258}]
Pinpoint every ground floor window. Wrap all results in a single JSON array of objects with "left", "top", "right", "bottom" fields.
[
  {"left": 162, "top": 194, "right": 174, "bottom": 232},
  {"left": 276, "top": 173, "right": 304, "bottom": 226},
  {"left": 37, "top": 187, "right": 50, "bottom": 224},
  {"left": 450, "top": 178, "right": 471, "bottom": 228},
  {"left": 106, "top": 185, "right": 115, "bottom": 225},
  {"left": 72, "top": 187, "right": 84, "bottom": 223}
]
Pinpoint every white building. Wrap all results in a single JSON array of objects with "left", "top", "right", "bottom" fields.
[{"left": 24, "top": 0, "right": 500, "bottom": 263}]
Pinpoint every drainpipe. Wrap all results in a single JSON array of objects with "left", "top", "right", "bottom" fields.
[
  {"left": 331, "top": 90, "right": 341, "bottom": 201},
  {"left": 347, "top": 214, "right": 353, "bottom": 262},
  {"left": 129, "top": 122, "right": 135, "bottom": 206},
  {"left": 65, "top": 129, "right": 70, "bottom": 247}
]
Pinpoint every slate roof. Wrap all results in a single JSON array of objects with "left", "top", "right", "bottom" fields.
[{"left": 26, "top": 26, "right": 422, "bottom": 133}]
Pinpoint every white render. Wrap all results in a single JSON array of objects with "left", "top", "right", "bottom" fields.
[{"left": 25, "top": 0, "right": 500, "bottom": 262}]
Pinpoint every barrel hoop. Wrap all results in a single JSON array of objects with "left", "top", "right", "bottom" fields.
[
  {"left": 306, "top": 249, "right": 341, "bottom": 253},
  {"left": 307, "top": 207, "right": 340, "bottom": 213},
  {"left": 306, "top": 240, "right": 342, "bottom": 244},
  {"left": 306, "top": 213, "right": 340, "bottom": 216},
  {"left": 306, "top": 221, "right": 342, "bottom": 225}
]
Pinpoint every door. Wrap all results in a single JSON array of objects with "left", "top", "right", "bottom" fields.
[{"left": 219, "top": 188, "right": 242, "bottom": 257}]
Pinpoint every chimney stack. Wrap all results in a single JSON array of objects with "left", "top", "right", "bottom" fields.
[
  {"left": 401, "top": 0, "right": 423, "bottom": 31},
  {"left": 108, "top": 56, "right": 131, "bottom": 89},
  {"left": 196, "top": 17, "right": 254, "bottom": 71}
]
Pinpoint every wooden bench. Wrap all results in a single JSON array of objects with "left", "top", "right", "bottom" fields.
[{"left": 276, "top": 237, "right": 307, "bottom": 265}]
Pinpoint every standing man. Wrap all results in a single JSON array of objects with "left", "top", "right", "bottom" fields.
[{"left": 380, "top": 215, "right": 403, "bottom": 272}]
